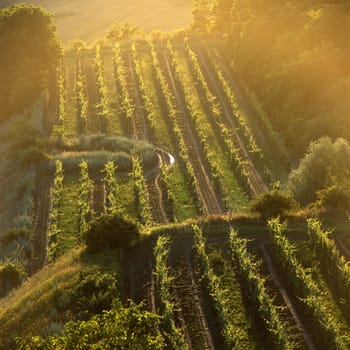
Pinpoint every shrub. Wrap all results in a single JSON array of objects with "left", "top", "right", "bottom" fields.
[
  {"left": 251, "top": 189, "right": 298, "bottom": 220},
  {"left": 316, "top": 185, "right": 350, "bottom": 211},
  {"left": 16, "top": 301, "right": 164, "bottom": 349},
  {"left": 0, "top": 260, "right": 27, "bottom": 297},
  {"left": 84, "top": 214, "right": 140, "bottom": 252},
  {"left": 54, "top": 265, "right": 119, "bottom": 320}
]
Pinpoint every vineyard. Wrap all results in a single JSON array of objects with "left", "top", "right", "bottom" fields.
[{"left": 2, "top": 37, "right": 350, "bottom": 350}]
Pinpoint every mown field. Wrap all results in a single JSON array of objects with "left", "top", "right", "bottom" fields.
[
  {"left": 1, "top": 36, "right": 350, "bottom": 349},
  {"left": 1, "top": 0, "right": 192, "bottom": 42}
]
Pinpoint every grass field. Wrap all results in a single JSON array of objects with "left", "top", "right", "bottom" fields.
[{"left": 2, "top": 0, "right": 193, "bottom": 43}]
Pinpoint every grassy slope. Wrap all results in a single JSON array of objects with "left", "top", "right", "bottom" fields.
[
  {"left": 2, "top": 215, "right": 350, "bottom": 348},
  {"left": 0, "top": 217, "right": 260, "bottom": 345},
  {"left": 3, "top": 0, "right": 192, "bottom": 43},
  {"left": 0, "top": 245, "right": 124, "bottom": 349}
]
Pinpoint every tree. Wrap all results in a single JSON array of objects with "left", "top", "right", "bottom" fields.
[
  {"left": 107, "top": 22, "right": 140, "bottom": 43},
  {"left": 0, "top": 5, "right": 62, "bottom": 122},
  {"left": 251, "top": 189, "right": 298, "bottom": 220},
  {"left": 84, "top": 214, "right": 140, "bottom": 252},
  {"left": 316, "top": 185, "right": 349, "bottom": 212},
  {"left": 288, "top": 137, "right": 350, "bottom": 205},
  {"left": 211, "top": 0, "right": 234, "bottom": 33},
  {"left": 192, "top": 0, "right": 212, "bottom": 33}
]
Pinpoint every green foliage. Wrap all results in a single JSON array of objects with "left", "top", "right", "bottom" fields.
[
  {"left": 307, "top": 219, "right": 350, "bottom": 319},
  {"left": 131, "top": 157, "right": 152, "bottom": 226},
  {"left": 131, "top": 42, "right": 157, "bottom": 134},
  {"left": 316, "top": 184, "right": 349, "bottom": 211},
  {"left": 251, "top": 189, "right": 298, "bottom": 220},
  {"left": 107, "top": 22, "right": 140, "bottom": 43},
  {"left": 5, "top": 119, "right": 48, "bottom": 166},
  {"left": 77, "top": 160, "right": 92, "bottom": 240},
  {"left": 229, "top": 229, "right": 293, "bottom": 349},
  {"left": 193, "top": 224, "right": 254, "bottom": 348},
  {"left": 76, "top": 50, "right": 88, "bottom": 135},
  {"left": 196, "top": 1, "right": 350, "bottom": 153},
  {"left": 0, "top": 227, "right": 31, "bottom": 268},
  {"left": 149, "top": 41, "right": 202, "bottom": 214},
  {"left": 16, "top": 301, "right": 165, "bottom": 349},
  {"left": 54, "top": 265, "right": 119, "bottom": 320},
  {"left": 268, "top": 218, "right": 350, "bottom": 349},
  {"left": 0, "top": 5, "right": 61, "bottom": 122},
  {"left": 288, "top": 137, "right": 350, "bottom": 205},
  {"left": 84, "top": 214, "right": 140, "bottom": 252},
  {"left": 182, "top": 41, "right": 258, "bottom": 195},
  {"left": 154, "top": 235, "right": 187, "bottom": 349},
  {"left": 95, "top": 44, "right": 111, "bottom": 133},
  {"left": 0, "top": 260, "right": 27, "bottom": 297},
  {"left": 47, "top": 160, "right": 64, "bottom": 263},
  {"left": 102, "top": 161, "right": 122, "bottom": 215},
  {"left": 114, "top": 43, "right": 135, "bottom": 137},
  {"left": 52, "top": 69, "right": 66, "bottom": 137}
]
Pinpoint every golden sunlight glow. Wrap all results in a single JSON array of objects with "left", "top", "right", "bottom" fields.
[{"left": 17, "top": 0, "right": 193, "bottom": 42}]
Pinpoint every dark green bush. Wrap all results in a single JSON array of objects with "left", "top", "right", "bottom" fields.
[
  {"left": 0, "top": 260, "right": 27, "bottom": 297},
  {"left": 251, "top": 189, "right": 298, "bottom": 220},
  {"left": 16, "top": 301, "right": 164, "bottom": 349},
  {"left": 316, "top": 185, "right": 350, "bottom": 211},
  {"left": 84, "top": 214, "right": 140, "bottom": 252},
  {"left": 54, "top": 265, "right": 119, "bottom": 320}
]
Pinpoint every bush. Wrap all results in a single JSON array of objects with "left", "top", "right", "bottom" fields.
[
  {"left": 54, "top": 265, "right": 119, "bottom": 320},
  {"left": 251, "top": 189, "right": 298, "bottom": 220},
  {"left": 16, "top": 301, "right": 165, "bottom": 350},
  {"left": 84, "top": 214, "right": 140, "bottom": 252},
  {"left": 316, "top": 185, "right": 350, "bottom": 211},
  {"left": 0, "top": 260, "right": 27, "bottom": 297}
]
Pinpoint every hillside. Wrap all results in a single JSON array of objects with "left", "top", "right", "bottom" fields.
[
  {"left": 1, "top": 0, "right": 193, "bottom": 42},
  {"left": 1, "top": 3, "right": 350, "bottom": 349},
  {"left": 3, "top": 216, "right": 350, "bottom": 349}
]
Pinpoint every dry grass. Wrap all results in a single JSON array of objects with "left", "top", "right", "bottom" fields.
[{"left": 5, "top": 0, "right": 192, "bottom": 43}]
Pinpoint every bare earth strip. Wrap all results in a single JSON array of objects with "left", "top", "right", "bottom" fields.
[{"left": 2, "top": 0, "right": 192, "bottom": 43}]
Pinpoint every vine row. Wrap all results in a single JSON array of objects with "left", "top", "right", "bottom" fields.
[
  {"left": 47, "top": 160, "right": 64, "bottom": 262},
  {"left": 229, "top": 228, "right": 293, "bottom": 349},
  {"left": 149, "top": 41, "right": 203, "bottom": 214},
  {"left": 154, "top": 235, "right": 187, "bottom": 349},
  {"left": 268, "top": 218, "right": 350, "bottom": 349},
  {"left": 192, "top": 224, "right": 252, "bottom": 348},
  {"left": 95, "top": 44, "right": 112, "bottom": 133}
]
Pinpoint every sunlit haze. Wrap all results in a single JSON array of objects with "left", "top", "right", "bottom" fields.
[{"left": 3, "top": 0, "right": 192, "bottom": 42}]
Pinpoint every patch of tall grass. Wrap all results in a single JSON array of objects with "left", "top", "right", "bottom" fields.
[{"left": 47, "top": 134, "right": 157, "bottom": 172}]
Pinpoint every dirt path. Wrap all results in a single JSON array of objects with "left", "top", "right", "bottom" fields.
[
  {"left": 194, "top": 49, "right": 267, "bottom": 197},
  {"left": 159, "top": 50, "right": 224, "bottom": 215},
  {"left": 146, "top": 155, "right": 169, "bottom": 224},
  {"left": 260, "top": 244, "right": 316, "bottom": 350},
  {"left": 185, "top": 253, "right": 216, "bottom": 350},
  {"left": 168, "top": 251, "right": 216, "bottom": 350}
]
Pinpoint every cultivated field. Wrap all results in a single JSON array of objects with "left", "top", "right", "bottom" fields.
[{"left": 2, "top": 35, "right": 350, "bottom": 349}]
